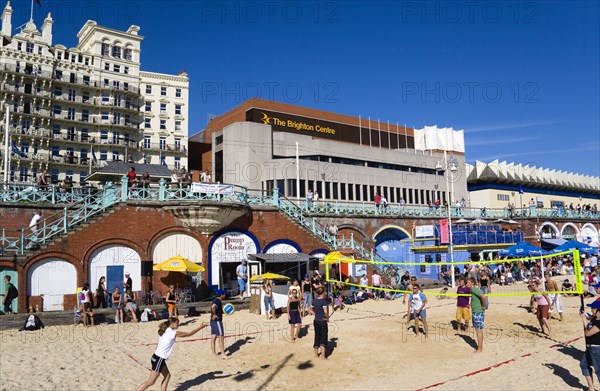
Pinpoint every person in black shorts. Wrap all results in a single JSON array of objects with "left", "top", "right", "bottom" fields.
[
  {"left": 312, "top": 287, "right": 330, "bottom": 360},
  {"left": 287, "top": 289, "right": 302, "bottom": 342},
  {"left": 136, "top": 317, "right": 207, "bottom": 391},
  {"left": 211, "top": 290, "right": 228, "bottom": 359}
]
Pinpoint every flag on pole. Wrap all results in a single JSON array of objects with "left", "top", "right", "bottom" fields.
[
  {"left": 12, "top": 142, "right": 26, "bottom": 157},
  {"left": 519, "top": 185, "right": 524, "bottom": 195}
]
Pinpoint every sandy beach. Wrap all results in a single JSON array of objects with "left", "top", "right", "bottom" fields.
[{"left": 0, "top": 287, "right": 590, "bottom": 390}]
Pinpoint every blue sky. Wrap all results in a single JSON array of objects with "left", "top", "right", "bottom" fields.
[{"left": 16, "top": 0, "right": 600, "bottom": 176}]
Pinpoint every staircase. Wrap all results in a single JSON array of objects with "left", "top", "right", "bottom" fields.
[{"left": 277, "top": 195, "right": 387, "bottom": 264}]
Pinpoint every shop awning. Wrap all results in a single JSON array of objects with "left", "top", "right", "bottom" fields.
[
  {"left": 541, "top": 239, "right": 567, "bottom": 247},
  {"left": 247, "top": 253, "right": 316, "bottom": 263}
]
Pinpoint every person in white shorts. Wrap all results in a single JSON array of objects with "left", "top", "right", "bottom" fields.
[{"left": 544, "top": 272, "right": 563, "bottom": 321}]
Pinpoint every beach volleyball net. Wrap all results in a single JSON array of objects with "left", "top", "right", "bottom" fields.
[{"left": 324, "top": 249, "right": 583, "bottom": 297}]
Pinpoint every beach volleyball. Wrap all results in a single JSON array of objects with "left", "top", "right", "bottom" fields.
[{"left": 223, "top": 303, "right": 235, "bottom": 315}]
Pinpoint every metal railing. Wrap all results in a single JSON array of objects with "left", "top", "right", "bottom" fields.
[{"left": 300, "top": 200, "right": 600, "bottom": 220}]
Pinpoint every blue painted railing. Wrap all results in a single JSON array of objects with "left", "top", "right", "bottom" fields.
[{"left": 0, "top": 178, "right": 259, "bottom": 254}]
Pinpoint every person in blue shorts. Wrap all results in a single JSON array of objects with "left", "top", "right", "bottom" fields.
[
  {"left": 467, "top": 277, "right": 486, "bottom": 353},
  {"left": 407, "top": 283, "right": 428, "bottom": 338},
  {"left": 211, "top": 290, "right": 229, "bottom": 359}
]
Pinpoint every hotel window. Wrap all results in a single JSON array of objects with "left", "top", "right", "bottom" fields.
[
  {"left": 174, "top": 157, "right": 181, "bottom": 170},
  {"left": 112, "top": 46, "right": 121, "bottom": 58},
  {"left": 19, "top": 167, "right": 28, "bottom": 182},
  {"left": 175, "top": 121, "right": 181, "bottom": 131},
  {"left": 54, "top": 86, "right": 62, "bottom": 97},
  {"left": 68, "top": 89, "right": 76, "bottom": 101},
  {"left": 103, "top": 78, "right": 109, "bottom": 87},
  {"left": 174, "top": 138, "right": 181, "bottom": 151},
  {"left": 144, "top": 118, "right": 151, "bottom": 128},
  {"left": 160, "top": 86, "right": 167, "bottom": 96},
  {"left": 143, "top": 136, "right": 151, "bottom": 148},
  {"left": 56, "top": 51, "right": 62, "bottom": 60},
  {"left": 160, "top": 103, "right": 166, "bottom": 113},
  {"left": 175, "top": 105, "right": 181, "bottom": 115},
  {"left": 355, "top": 184, "right": 361, "bottom": 201},
  {"left": 113, "top": 131, "right": 120, "bottom": 144},
  {"left": 124, "top": 48, "right": 132, "bottom": 61},
  {"left": 124, "top": 133, "right": 130, "bottom": 145},
  {"left": 124, "top": 115, "right": 131, "bottom": 126},
  {"left": 35, "top": 84, "right": 41, "bottom": 94},
  {"left": 100, "top": 130, "right": 108, "bottom": 143},
  {"left": 84, "top": 57, "right": 90, "bottom": 66},
  {"left": 79, "top": 171, "right": 87, "bottom": 181},
  {"left": 102, "top": 94, "right": 110, "bottom": 106},
  {"left": 83, "top": 75, "right": 90, "bottom": 85},
  {"left": 125, "top": 98, "right": 131, "bottom": 109},
  {"left": 113, "top": 64, "right": 120, "bottom": 73},
  {"left": 176, "top": 88, "right": 182, "bottom": 98},
  {"left": 145, "top": 102, "right": 152, "bottom": 111},
  {"left": 112, "top": 80, "right": 120, "bottom": 89},
  {"left": 53, "top": 105, "right": 61, "bottom": 116},
  {"left": 123, "top": 82, "right": 129, "bottom": 91},
  {"left": 52, "top": 125, "right": 61, "bottom": 138},
  {"left": 325, "top": 182, "right": 332, "bottom": 199},
  {"left": 159, "top": 137, "right": 166, "bottom": 150},
  {"left": 21, "top": 142, "right": 29, "bottom": 154},
  {"left": 81, "top": 128, "right": 89, "bottom": 142},
  {"left": 114, "top": 94, "right": 121, "bottom": 107},
  {"left": 82, "top": 92, "right": 90, "bottom": 103},
  {"left": 215, "top": 135, "right": 223, "bottom": 145},
  {"left": 37, "top": 46, "right": 42, "bottom": 55},
  {"left": 101, "top": 112, "right": 109, "bottom": 124},
  {"left": 339, "top": 184, "right": 345, "bottom": 200},
  {"left": 26, "top": 42, "right": 34, "bottom": 53},
  {"left": 67, "top": 108, "right": 75, "bottom": 120},
  {"left": 114, "top": 112, "right": 121, "bottom": 125},
  {"left": 50, "top": 169, "right": 59, "bottom": 182},
  {"left": 104, "top": 62, "right": 110, "bottom": 71},
  {"left": 100, "top": 150, "right": 108, "bottom": 161},
  {"left": 348, "top": 184, "right": 354, "bottom": 200},
  {"left": 70, "top": 53, "right": 76, "bottom": 63},
  {"left": 101, "top": 43, "right": 109, "bottom": 56},
  {"left": 112, "top": 150, "right": 120, "bottom": 162},
  {"left": 160, "top": 119, "right": 166, "bottom": 130},
  {"left": 124, "top": 66, "right": 129, "bottom": 75},
  {"left": 17, "top": 42, "right": 22, "bottom": 51},
  {"left": 51, "top": 145, "right": 60, "bottom": 157},
  {"left": 146, "top": 85, "right": 152, "bottom": 94}
]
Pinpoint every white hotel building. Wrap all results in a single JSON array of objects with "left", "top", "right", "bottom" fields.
[{"left": 0, "top": 2, "right": 188, "bottom": 184}]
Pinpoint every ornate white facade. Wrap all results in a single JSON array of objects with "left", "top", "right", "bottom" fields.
[{"left": 0, "top": 2, "right": 188, "bottom": 184}]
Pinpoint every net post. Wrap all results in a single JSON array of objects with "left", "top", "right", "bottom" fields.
[{"left": 574, "top": 249, "right": 583, "bottom": 295}]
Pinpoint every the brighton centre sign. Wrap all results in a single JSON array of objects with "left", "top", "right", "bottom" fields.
[{"left": 245, "top": 108, "right": 414, "bottom": 149}]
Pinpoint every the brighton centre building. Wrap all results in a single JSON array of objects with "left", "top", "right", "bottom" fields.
[{"left": 190, "top": 98, "right": 468, "bottom": 208}]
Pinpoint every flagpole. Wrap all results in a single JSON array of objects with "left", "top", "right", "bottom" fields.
[
  {"left": 404, "top": 123, "right": 408, "bottom": 152},
  {"left": 359, "top": 115, "right": 362, "bottom": 146},
  {"left": 368, "top": 116, "right": 372, "bottom": 147},
  {"left": 387, "top": 120, "right": 391, "bottom": 150},
  {"left": 377, "top": 119, "right": 381, "bottom": 148},
  {"left": 30, "top": 0, "right": 34, "bottom": 21},
  {"left": 396, "top": 122, "right": 399, "bottom": 151}
]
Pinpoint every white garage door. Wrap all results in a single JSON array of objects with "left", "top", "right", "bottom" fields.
[
  {"left": 28, "top": 258, "right": 77, "bottom": 311},
  {"left": 89, "top": 245, "right": 141, "bottom": 291},
  {"left": 152, "top": 233, "right": 202, "bottom": 264}
]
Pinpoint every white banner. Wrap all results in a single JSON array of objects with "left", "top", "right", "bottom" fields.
[
  {"left": 191, "top": 183, "right": 234, "bottom": 194},
  {"left": 415, "top": 225, "right": 435, "bottom": 238}
]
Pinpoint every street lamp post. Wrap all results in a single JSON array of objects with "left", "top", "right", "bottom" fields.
[{"left": 437, "top": 156, "right": 458, "bottom": 288}]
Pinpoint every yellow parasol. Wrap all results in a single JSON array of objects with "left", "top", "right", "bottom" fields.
[
  {"left": 152, "top": 255, "right": 205, "bottom": 273},
  {"left": 250, "top": 272, "right": 290, "bottom": 282},
  {"left": 323, "top": 251, "right": 357, "bottom": 264}
]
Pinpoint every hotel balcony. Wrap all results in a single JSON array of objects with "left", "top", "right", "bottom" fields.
[{"left": 139, "top": 142, "right": 187, "bottom": 154}]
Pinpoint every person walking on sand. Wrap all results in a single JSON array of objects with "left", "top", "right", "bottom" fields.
[
  {"left": 136, "top": 317, "right": 208, "bottom": 391},
  {"left": 263, "top": 279, "right": 276, "bottom": 320},
  {"left": 312, "top": 287, "right": 330, "bottom": 360},
  {"left": 288, "top": 290, "right": 302, "bottom": 342},
  {"left": 456, "top": 277, "right": 471, "bottom": 334},
  {"left": 544, "top": 272, "right": 563, "bottom": 322},
  {"left": 407, "top": 283, "right": 428, "bottom": 338},
  {"left": 236, "top": 259, "right": 248, "bottom": 300},
  {"left": 580, "top": 301, "right": 600, "bottom": 391},
  {"left": 467, "top": 277, "right": 486, "bottom": 353},
  {"left": 211, "top": 290, "right": 229, "bottom": 359},
  {"left": 528, "top": 281, "right": 552, "bottom": 336}
]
